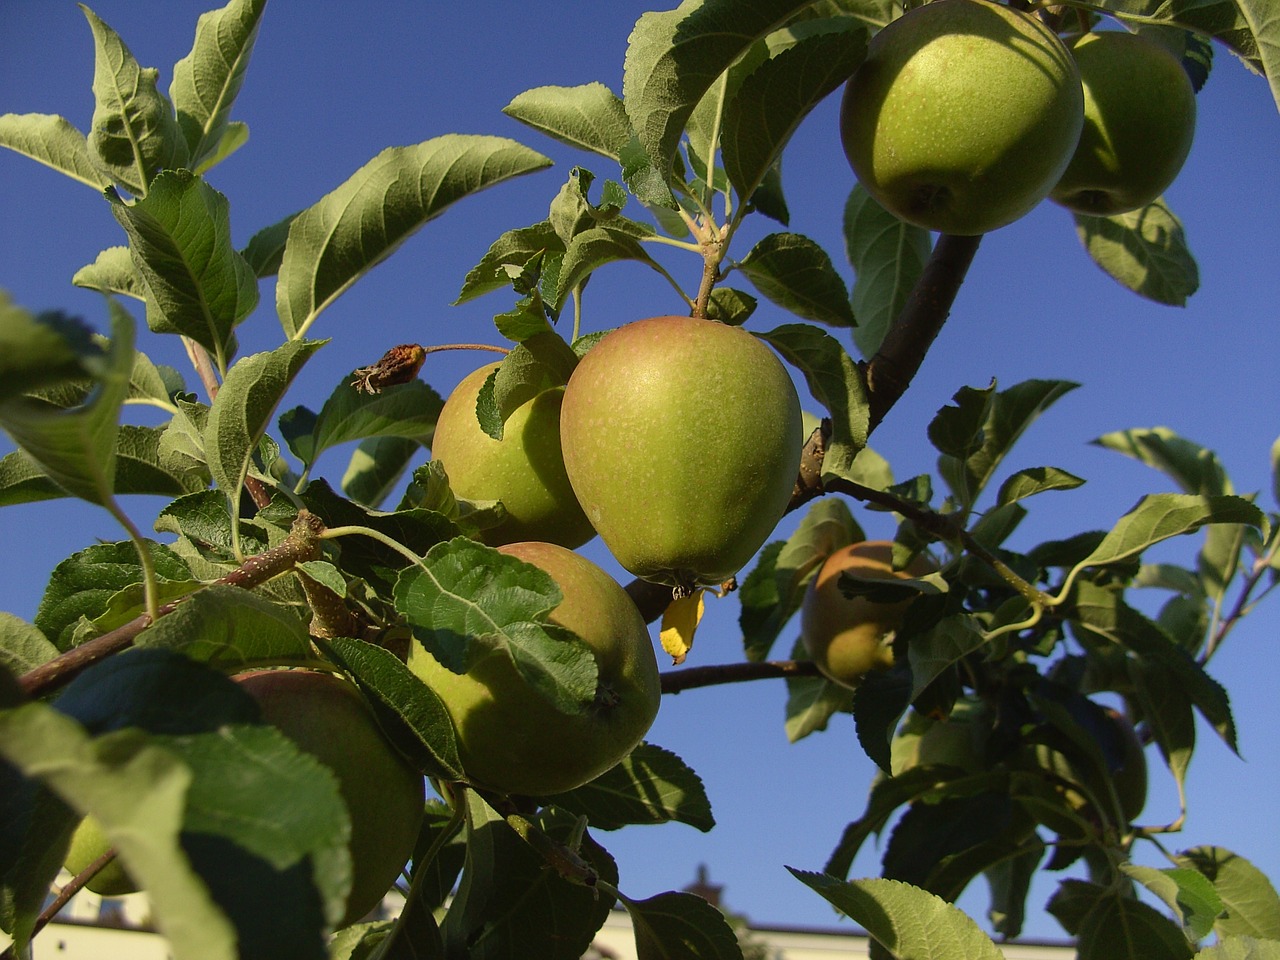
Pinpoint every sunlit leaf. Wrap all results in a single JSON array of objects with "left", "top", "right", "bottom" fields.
[
  {"left": 73, "top": 246, "right": 144, "bottom": 300},
  {"left": 1077, "top": 494, "right": 1263, "bottom": 569},
  {"left": 276, "top": 135, "right": 551, "bottom": 340},
  {"left": 1177, "top": 847, "right": 1280, "bottom": 940},
  {"left": 1074, "top": 199, "right": 1198, "bottom": 306},
  {"left": 1122, "top": 863, "right": 1223, "bottom": 941},
  {"left": 280, "top": 378, "right": 441, "bottom": 470},
  {"left": 504, "top": 82, "right": 633, "bottom": 160},
  {"left": 0, "top": 113, "right": 110, "bottom": 189},
  {"left": 739, "top": 232, "right": 855, "bottom": 327},
  {"left": 549, "top": 742, "right": 714, "bottom": 831},
  {"left": 1194, "top": 937, "right": 1280, "bottom": 959},
  {"left": 0, "top": 612, "right": 59, "bottom": 676}
]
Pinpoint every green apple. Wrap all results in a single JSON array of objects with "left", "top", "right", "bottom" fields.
[
  {"left": 431, "top": 363, "right": 595, "bottom": 549},
  {"left": 64, "top": 815, "right": 139, "bottom": 896},
  {"left": 800, "top": 541, "right": 934, "bottom": 688},
  {"left": 1050, "top": 30, "right": 1196, "bottom": 215},
  {"left": 234, "top": 670, "right": 425, "bottom": 927},
  {"left": 559, "top": 316, "right": 803, "bottom": 591},
  {"left": 407, "top": 541, "right": 661, "bottom": 796},
  {"left": 840, "top": 0, "right": 1084, "bottom": 234}
]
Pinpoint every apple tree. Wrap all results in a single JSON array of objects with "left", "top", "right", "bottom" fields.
[{"left": 2, "top": 0, "right": 1280, "bottom": 958}]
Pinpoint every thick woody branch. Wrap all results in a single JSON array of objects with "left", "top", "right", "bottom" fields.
[{"left": 661, "top": 659, "right": 821, "bottom": 695}]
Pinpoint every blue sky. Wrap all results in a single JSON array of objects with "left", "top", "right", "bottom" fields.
[{"left": 3, "top": 0, "right": 1279, "bottom": 941}]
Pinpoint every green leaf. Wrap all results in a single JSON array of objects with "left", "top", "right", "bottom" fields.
[
  {"left": 0, "top": 292, "right": 105, "bottom": 403},
  {"left": 341, "top": 435, "right": 423, "bottom": 510},
  {"left": 1231, "top": 0, "right": 1280, "bottom": 113},
  {"left": 1104, "top": 0, "right": 1270, "bottom": 79},
  {"left": 908, "top": 615, "right": 986, "bottom": 703},
  {"left": 722, "top": 25, "right": 867, "bottom": 204},
  {"left": 1077, "top": 494, "right": 1264, "bottom": 569},
  {"left": 622, "top": 0, "right": 816, "bottom": 171},
  {"left": 275, "top": 135, "right": 551, "bottom": 340},
  {"left": 317, "top": 636, "right": 463, "bottom": 783},
  {"left": 0, "top": 113, "right": 110, "bottom": 189},
  {"left": 280, "top": 378, "right": 441, "bottom": 470},
  {"left": 0, "top": 703, "right": 238, "bottom": 960},
  {"left": 984, "top": 845, "right": 1043, "bottom": 940},
  {"left": 738, "top": 232, "right": 856, "bottom": 327},
  {"left": 1076, "top": 893, "right": 1194, "bottom": 960},
  {"left": 455, "top": 221, "right": 565, "bottom": 305},
  {"left": 1129, "top": 659, "right": 1195, "bottom": 799},
  {"left": 1194, "top": 937, "right": 1280, "bottom": 960},
  {"left": 190, "top": 121, "right": 248, "bottom": 175},
  {"left": 204, "top": 338, "right": 325, "bottom": 501},
  {"left": 1176, "top": 847, "right": 1280, "bottom": 940},
  {"left": 1094, "top": 427, "right": 1232, "bottom": 497},
  {"left": 757, "top": 323, "right": 868, "bottom": 481},
  {"left": 34, "top": 539, "right": 190, "bottom": 649},
  {"left": 73, "top": 246, "right": 144, "bottom": 300},
  {"left": 556, "top": 226, "right": 662, "bottom": 311},
  {"left": 740, "top": 497, "right": 862, "bottom": 661},
  {"left": 995, "top": 467, "right": 1086, "bottom": 507},
  {"left": 853, "top": 667, "right": 913, "bottom": 775},
  {"left": 503, "top": 83, "right": 634, "bottom": 160},
  {"left": 169, "top": 0, "right": 267, "bottom": 169},
  {"left": 845, "top": 184, "right": 931, "bottom": 359},
  {"left": 133, "top": 584, "right": 314, "bottom": 670},
  {"left": 785, "top": 668, "right": 855, "bottom": 742},
  {"left": 788, "top": 873, "right": 1005, "bottom": 959},
  {"left": 937, "top": 379, "right": 1079, "bottom": 513},
  {"left": 0, "top": 766, "right": 77, "bottom": 951},
  {"left": 441, "top": 791, "right": 617, "bottom": 960},
  {"left": 705, "top": 287, "right": 758, "bottom": 325},
  {"left": 109, "top": 169, "right": 259, "bottom": 359},
  {"left": 1074, "top": 199, "right": 1199, "bottom": 306},
  {"left": 81, "top": 5, "right": 188, "bottom": 195},
  {"left": 241, "top": 210, "right": 300, "bottom": 279},
  {"left": 1122, "top": 863, "right": 1224, "bottom": 941},
  {"left": 0, "top": 612, "right": 59, "bottom": 676},
  {"left": 394, "top": 539, "right": 598, "bottom": 717},
  {"left": 620, "top": 889, "right": 744, "bottom": 960},
  {"left": 549, "top": 742, "right": 714, "bottom": 831},
  {"left": 0, "top": 302, "right": 134, "bottom": 506}
]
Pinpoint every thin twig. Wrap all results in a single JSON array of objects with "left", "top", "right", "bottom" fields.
[{"left": 661, "top": 659, "right": 821, "bottom": 695}]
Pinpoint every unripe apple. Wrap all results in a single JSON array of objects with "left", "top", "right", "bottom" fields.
[
  {"left": 840, "top": 0, "right": 1084, "bottom": 234},
  {"left": 430, "top": 363, "right": 595, "bottom": 549},
  {"left": 233, "top": 670, "right": 425, "bottom": 927},
  {"left": 64, "top": 815, "right": 139, "bottom": 896},
  {"left": 1050, "top": 31, "right": 1196, "bottom": 215},
  {"left": 559, "top": 316, "right": 803, "bottom": 591},
  {"left": 407, "top": 541, "right": 661, "bottom": 796},
  {"left": 800, "top": 541, "right": 935, "bottom": 688}
]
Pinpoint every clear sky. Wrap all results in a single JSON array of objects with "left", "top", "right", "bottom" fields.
[{"left": 3, "top": 0, "right": 1279, "bottom": 942}]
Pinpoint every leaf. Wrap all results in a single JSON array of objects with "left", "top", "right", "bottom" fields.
[
  {"left": 441, "top": 791, "right": 617, "bottom": 960},
  {"left": 789, "top": 873, "right": 1006, "bottom": 959},
  {"left": 394, "top": 538, "right": 598, "bottom": 716},
  {"left": 995, "top": 467, "right": 1086, "bottom": 507},
  {"left": 556, "top": 226, "right": 662, "bottom": 311},
  {"left": 706, "top": 287, "right": 757, "bottom": 325},
  {"left": 280, "top": 378, "right": 442, "bottom": 469},
  {"left": 622, "top": 0, "right": 816, "bottom": 170},
  {"left": 169, "top": 0, "right": 267, "bottom": 169},
  {"left": 0, "top": 612, "right": 59, "bottom": 677},
  {"left": 0, "top": 703, "right": 238, "bottom": 960},
  {"left": 133, "top": 584, "right": 314, "bottom": 670},
  {"left": 852, "top": 666, "right": 913, "bottom": 776},
  {"left": 341, "top": 435, "right": 423, "bottom": 510},
  {"left": 108, "top": 169, "right": 259, "bottom": 359},
  {"left": 757, "top": 323, "right": 868, "bottom": 481},
  {"left": 984, "top": 845, "right": 1043, "bottom": 940},
  {"left": 1232, "top": 0, "right": 1280, "bottom": 113},
  {"left": 1105, "top": 0, "right": 1270, "bottom": 79},
  {"left": 740, "top": 497, "right": 862, "bottom": 661},
  {"left": 845, "top": 184, "right": 931, "bottom": 359},
  {"left": 0, "top": 302, "right": 134, "bottom": 506},
  {"left": 908, "top": 615, "right": 987, "bottom": 703},
  {"left": 722, "top": 25, "right": 867, "bottom": 203},
  {"left": 1077, "top": 494, "right": 1264, "bottom": 569},
  {"left": 1194, "top": 937, "right": 1280, "bottom": 960},
  {"left": 81, "top": 5, "right": 188, "bottom": 195},
  {"left": 0, "top": 113, "right": 110, "bottom": 189},
  {"left": 1074, "top": 199, "right": 1199, "bottom": 306},
  {"left": 1122, "top": 863, "right": 1224, "bottom": 941},
  {"left": 503, "top": 83, "right": 634, "bottom": 160},
  {"left": 317, "top": 636, "right": 463, "bottom": 783},
  {"left": 455, "top": 221, "right": 564, "bottom": 305},
  {"left": 786, "top": 669, "right": 855, "bottom": 742},
  {"left": 204, "top": 338, "right": 325, "bottom": 501},
  {"left": 548, "top": 742, "right": 714, "bottom": 832},
  {"left": 1094, "top": 427, "right": 1232, "bottom": 497},
  {"left": 191, "top": 121, "right": 248, "bottom": 175},
  {"left": 241, "top": 210, "right": 300, "bottom": 279},
  {"left": 1076, "top": 893, "right": 1194, "bottom": 960},
  {"left": 620, "top": 889, "right": 744, "bottom": 960},
  {"left": 1176, "top": 847, "right": 1280, "bottom": 940},
  {"left": 738, "top": 232, "right": 856, "bottom": 327},
  {"left": 0, "top": 292, "right": 104, "bottom": 403},
  {"left": 73, "top": 245, "right": 144, "bottom": 300},
  {"left": 0, "top": 764, "right": 77, "bottom": 950},
  {"left": 275, "top": 135, "right": 551, "bottom": 340},
  {"left": 1129, "top": 659, "right": 1195, "bottom": 799}
]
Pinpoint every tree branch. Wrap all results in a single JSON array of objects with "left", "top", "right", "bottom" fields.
[{"left": 661, "top": 659, "right": 821, "bottom": 695}]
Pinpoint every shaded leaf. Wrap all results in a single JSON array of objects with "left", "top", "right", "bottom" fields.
[
  {"left": 1076, "top": 893, "right": 1194, "bottom": 960},
  {"left": 738, "top": 232, "right": 855, "bottom": 327},
  {"left": 1176, "top": 847, "right": 1280, "bottom": 940},
  {"left": 0, "top": 612, "right": 60, "bottom": 677},
  {"left": 1077, "top": 494, "right": 1263, "bottom": 569},
  {"left": 1074, "top": 199, "right": 1198, "bottom": 306},
  {"left": 455, "top": 221, "right": 564, "bottom": 305},
  {"left": 276, "top": 136, "right": 551, "bottom": 340},
  {"left": 341, "top": 435, "right": 423, "bottom": 510},
  {"left": 241, "top": 211, "right": 300, "bottom": 279},
  {"left": 621, "top": 889, "right": 744, "bottom": 960},
  {"left": 845, "top": 184, "right": 931, "bottom": 359},
  {"left": 280, "top": 378, "right": 441, "bottom": 469},
  {"left": 549, "top": 742, "right": 714, "bottom": 831},
  {"left": 1122, "top": 863, "right": 1223, "bottom": 941},
  {"left": 786, "top": 670, "right": 855, "bottom": 742},
  {"left": 0, "top": 293, "right": 104, "bottom": 403},
  {"left": 503, "top": 82, "right": 633, "bottom": 160},
  {"left": 73, "top": 245, "right": 145, "bottom": 300},
  {"left": 996, "top": 467, "right": 1085, "bottom": 507}
]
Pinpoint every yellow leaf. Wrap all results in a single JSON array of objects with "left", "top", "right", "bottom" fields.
[{"left": 660, "top": 590, "right": 706, "bottom": 665}]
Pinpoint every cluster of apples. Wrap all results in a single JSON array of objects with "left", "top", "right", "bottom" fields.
[{"left": 839, "top": 0, "right": 1198, "bottom": 234}]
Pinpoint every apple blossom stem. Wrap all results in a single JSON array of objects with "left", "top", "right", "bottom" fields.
[
  {"left": 17, "top": 512, "right": 326, "bottom": 699},
  {"left": 660, "top": 659, "right": 822, "bottom": 695}
]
